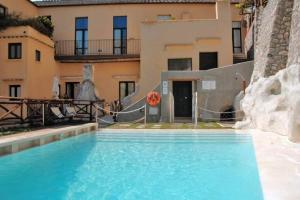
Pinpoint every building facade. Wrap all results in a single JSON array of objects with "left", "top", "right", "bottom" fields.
[{"left": 0, "top": 0, "right": 247, "bottom": 114}]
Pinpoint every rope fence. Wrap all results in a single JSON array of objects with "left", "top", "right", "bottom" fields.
[{"left": 95, "top": 104, "right": 146, "bottom": 125}]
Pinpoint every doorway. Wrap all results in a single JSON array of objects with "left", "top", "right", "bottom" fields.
[{"left": 173, "top": 81, "right": 192, "bottom": 118}]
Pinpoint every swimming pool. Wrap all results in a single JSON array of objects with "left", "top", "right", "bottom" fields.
[{"left": 0, "top": 131, "right": 263, "bottom": 200}]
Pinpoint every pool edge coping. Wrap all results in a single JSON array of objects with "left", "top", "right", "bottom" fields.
[{"left": 0, "top": 123, "right": 98, "bottom": 156}]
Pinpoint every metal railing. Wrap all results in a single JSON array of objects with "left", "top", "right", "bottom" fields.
[
  {"left": 0, "top": 97, "right": 105, "bottom": 128},
  {"left": 55, "top": 39, "right": 141, "bottom": 57}
]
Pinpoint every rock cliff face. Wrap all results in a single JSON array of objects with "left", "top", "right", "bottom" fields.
[
  {"left": 236, "top": 0, "right": 300, "bottom": 142},
  {"left": 252, "top": 0, "right": 294, "bottom": 81}
]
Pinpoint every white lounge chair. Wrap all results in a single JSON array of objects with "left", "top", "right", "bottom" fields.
[
  {"left": 50, "top": 107, "right": 65, "bottom": 119},
  {"left": 66, "top": 106, "right": 77, "bottom": 117}
]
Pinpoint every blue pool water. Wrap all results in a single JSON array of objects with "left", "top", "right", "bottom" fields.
[{"left": 0, "top": 132, "right": 263, "bottom": 200}]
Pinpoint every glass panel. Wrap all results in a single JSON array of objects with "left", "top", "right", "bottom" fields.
[
  {"left": 10, "top": 46, "right": 15, "bottom": 58},
  {"left": 16, "top": 86, "right": 21, "bottom": 97},
  {"left": 113, "top": 16, "right": 127, "bottom": 29},
  {"left": 157, "top": 15, "right": 172, "bottom": 21},
  {"left": 76, "top": 18, "right": 88, "bottom": 29},
  {"left": 199, "top": 52, "right": 218, "bottom": 70},
  {"left": 84, "top": 30, "right": 88, "bottom": 48},
  {"left": 0, "top": 7, "right": 5, "bottom": 15},
  {"left": 16, "top": 45, "right": 21, "bottom": 58},
  {"left": 120, "top": 83, "right": 126, "bottom": 99},
  {"left": 127, "top": 83, "right": 135, "bottom": 95},
  {"left": 168, "top": 59, "right": 192, "bottom": 71},
  {"left": 234, "top": 48, "right": 242, "bottom": 53},
  {"left": 233, "top": 29, "right": 241, "bottom": 47},
  {"left": 10, "top": 87, "right": 14, "bottom": 97},
  {"left": 232, "top": 21, "right": 241, "bottom": 28},
  {"left": 121, "top": 29, "right": 127, "bottom": 53},
  {"left": 114, "top": 29, "right": 121, "bottom": 46},
  {"left": 114, "top": 48, "right": 121, "bottom": 55},
  {"left": 76, "top": 31, "right": 83, "bottom": 47},
  {"left": 66, "top": 84, "right": 72, "bottom": 98},
  {"left": 74, "top": 83, "right": 80, "bottom": 99}
]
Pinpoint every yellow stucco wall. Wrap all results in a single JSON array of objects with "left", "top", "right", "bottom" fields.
[
  {"left": 37, "top": 3, "right": 216, "bottom": 41},
  {"left": 0, "top": 26, "right": 58, "bottom": 99},
  {"left": 135, "top": 1, "right": 235, "bottom": 100},
  {"left": 0, "top": 0, "right": 38, "bottom": 18},
  {"left": 58, "top": 61, "right": 140, "bottom": 102},
  {"left": 0, "top": 1, "right": 244, "bottom": 104}
]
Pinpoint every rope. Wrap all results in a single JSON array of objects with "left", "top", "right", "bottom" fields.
[
  {"left": 98, "top": 116, "right": 145, "bottom": 125},
  {"left": 200, "top": 116, "right": 244, "bottom": 121},
  {"left": 131, "top": 117, "right": 145, "bottom": 124},
  {"left": 98, "top": 118, "right": 115, "bottom": 124},
  {"left": 95, "top": 104, "right": 145, "bottom": 114},
  {"left": 198, "top": 107, "right": 244, "bottom": 114}
]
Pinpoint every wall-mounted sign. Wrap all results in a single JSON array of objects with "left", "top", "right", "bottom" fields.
[
  {"left": 162, "top": 81, "right": 168, "bottom": 95},
  {"left": 202, "top": 80, "right": 216, "bottom": 90},
  {"left": 149, "top": 107, "right": 159, "bottom": 115}
]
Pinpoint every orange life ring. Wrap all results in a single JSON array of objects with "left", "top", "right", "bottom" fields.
[{"left": 146, "top": 91, "right": 161, "bottom": 107}]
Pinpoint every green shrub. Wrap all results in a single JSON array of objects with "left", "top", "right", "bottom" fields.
[{"left": 0, "top": 13, "right": 54, "bottom": 38}]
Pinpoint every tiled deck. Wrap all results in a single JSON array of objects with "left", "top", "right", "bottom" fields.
[
  {"left": 0, "top": 123, "right": 98, "bottom": 156},
  {"left": 250, "top": 130, "right": 300, "bottom": 200}
]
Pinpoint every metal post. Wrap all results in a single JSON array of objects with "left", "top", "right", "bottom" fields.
[
  {"left": 95, "top": 104, "right": 98, "bottom": 124},
  {"left": 42, "top": 103, "right": 45, "bottom": 126},
  {"left": 243, "top": 80, "right": 247, "bottom": 95},
  {"left": 20, "top": 100, "right": 24, "bottom": 124},
  {"left": 194, "top": 92, "right": 198, "bottom": 129},
  {"left": 144, "top": 104, "right": 147, "bottom": 126},
  {"left": 89, "top": 102, "right": 93, "bottom": 121},
  {"left": 169, "top": 94, "right": 172, "bottom": 123}
]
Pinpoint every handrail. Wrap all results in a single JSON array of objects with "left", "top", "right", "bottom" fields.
[
  {"left": 0, "top": 96, "right": 104, "bottom": 103},
  {"left": 55, "top": 39, "right": 141, "bottom": 57}
]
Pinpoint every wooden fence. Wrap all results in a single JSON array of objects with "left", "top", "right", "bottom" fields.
[{"left": 0, "top": 97, "right": 104, "bottom": 128}]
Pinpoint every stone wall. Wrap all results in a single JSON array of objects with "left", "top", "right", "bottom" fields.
[
  {"left": 287, "top": 0, "right": 300, "bottom": 66},
  {"left": 252, "top": 0, "right": 294, "bottom": 81},
  {"left": 236, "top": 0, "right": 300, "bottom": 142}
]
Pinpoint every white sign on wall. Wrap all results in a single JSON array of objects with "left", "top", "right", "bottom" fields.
[
  {"left": 202, "top": 80, "right": 216, "bottom": 90},
  {"left": 149, "top": 107, "right": 159, "bottom": 115},
  {"left": 162, "top": 81, "right": 168, "bottom": 95}
]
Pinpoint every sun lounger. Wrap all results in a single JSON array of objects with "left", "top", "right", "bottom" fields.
[
  {"left": 65, "top": 106, "right": 77, "bottom": 117},
  {"left": 50, "top": 107, "right": 65, "bottom": 119}
]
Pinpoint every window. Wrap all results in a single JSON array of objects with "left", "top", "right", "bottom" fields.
[
  {"left": 168, "top": 58, "right": 192, "bottom": 71},
  {"left": 199, "top": 52, "right": 218, "bottom": 70},
  {"left": 0, "top": 5, "right": 6, "bottom": 17},
  {"left": 119, "top": 81, "right": 135, "bottom": 100},
  {"left": 9, "top": 85, "right": 21, "bottom": 98},
  {"left": 113, "top": 16, "right": 127, "bottom": 55},
  {"left": 65, "top": 82, "right": 80, "bottom": 99},
  {"left": 8, "top": 43, "right": 22, "bottom": 59},
  {"left": 232, "top": 21, "right": 242, "bottom": 54},
  {"left": 35, "top": 50, "right": 41, "bottom": 61},
  {"left": 157, "top": 15, "right": 172, "bottom": 21},
  {"left": 75, "top": 17, "right": 88, "bottom": 55}
]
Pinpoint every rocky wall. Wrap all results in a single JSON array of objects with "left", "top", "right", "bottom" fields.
[
  {"left": 236, "top": 0, "right": 300, "bottom": 142},
  {"left": 252, "top": 0, "right": 294, "bottom": 81}
]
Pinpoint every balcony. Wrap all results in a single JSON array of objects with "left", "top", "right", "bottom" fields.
[{"left": 54, "top": 39, "right": 140, "bottom": 61}]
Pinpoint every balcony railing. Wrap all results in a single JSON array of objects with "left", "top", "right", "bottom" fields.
[{"left": 55, "top": 39, "right": 140, "bottom": 59}]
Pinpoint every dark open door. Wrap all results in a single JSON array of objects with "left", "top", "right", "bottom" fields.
[{"left": 173, "top": 81, "right": 192, "bottom": 117}]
